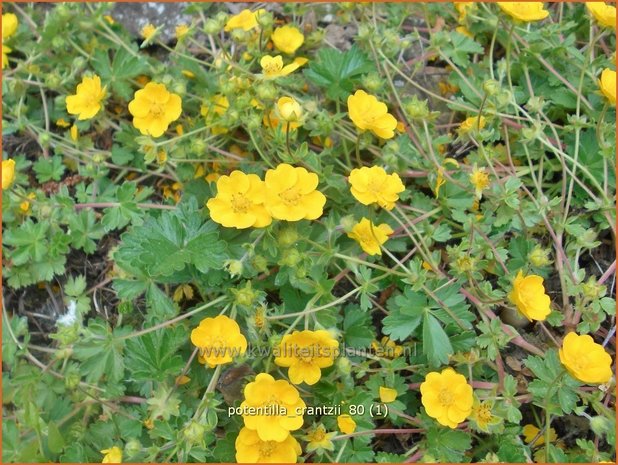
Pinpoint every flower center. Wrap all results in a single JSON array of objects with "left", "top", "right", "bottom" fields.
[
  {"left": 150, "top": 102, "right": 165, "bottom": 118},
  {"left": 310, "top": 426, "right": 326, "bottom": 442},
  {"left": 279, "top": 188, "right": 301, "bottom": 206},
  {"left": 438, "top": 388, "right": 454, "bottom": 406},
  {"left": 264, "top": 62, "right": 281, "bottom": 74},
  {"left": 477, "top": 404, "right": 492, "bottom": 423},
  {"left": 231, "top": 193, "right": 251, "bottom": 213},
  {"left": 259, "top": 440, "right": 277, "bottom": 457}
]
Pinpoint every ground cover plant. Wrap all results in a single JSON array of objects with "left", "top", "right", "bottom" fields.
[{"left": 1, "top": 2, "right": 616, "bottom": 463}]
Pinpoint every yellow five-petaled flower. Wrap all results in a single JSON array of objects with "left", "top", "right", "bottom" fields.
[
  {"left": 348, "top": 166, "right": 405, "bottom": 210},
  {"left": 240, "top": 373, "right": 306, "bottom": 441},
  {"left": 586, "top": 2, "right": 616, "bottom": 29},
  {"left": 207, "top": 170, "right": 272, "bottom": 229},
  {"left": 559, "top": 332, "right": 613, "bottom": 384},
  {"left": 264, "top": 163, "right": 326, "bottom": 221},
  {"left": 66, "top": 75, "right": 107, "bottom": 120},
  {"left": 420, "top": 367, "right": 473, "bottom": 428},
  {"left": 235, "top": 427, "right": 301, "bottom": 463},
  {"left": 599, "top": 69, "right": 616, "bottom": 107},
  {"left": 508, "top": 270, "right": 551, "bottom": 321},
  {"left": 348, "top": 90, "right": 398, "bottom": 139},
  {"left": 190, "top": 315, "right": 248, "bottom": 368},
  {"left": 271, "top": 25, "right": 304, "bottom": 55},
  {"left": 274, "top": 329, "right": 339, "bottom": 385},
  {"left": 100, "top": 446, "right": 122, "bottom": 464},
  {"left": 260, "top": 55, "right": 308, "bottom": 79},
  {"left": 128, "top": 82, "right": 182, "bottom": 137},
  {"left": 497, "top": 2, "right": 549, "bottom": 22},
  {"left": 347, "top": 217, "right": 394, "bottom": 256}
]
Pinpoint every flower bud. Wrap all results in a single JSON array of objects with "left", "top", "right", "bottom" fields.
[
  {"left": 483, "top": 79, "right": 500, "bottom": 96},
  {"left": 232, "top": 282, "right": 259, "bottom": 307},
  {"left": 225, "top": 259, "right": 244, "bottom": 278},
  {"left": 125, "top": 439, "right": 142, "bottom": 457},
  {"left": 276, "top": 97, "right": 302, "bottom": 122},
  {"left": 362, "top": 72, "right": 383, "bottom": 93},
  {"left": 280, "top": 249, "right": 301, "bottom": 267},
  {"left": 257, "top": 11, "right": 273, "bottom": 28},
  {"left": 404, "top": 96, "right": 429, "bottom": 120},
  {"left": 337, "top": 356, "right": 352, "bottom": 375},
  {"left": 204, "top": 18, "right": 221, "bottom": 35},
  {"left": 528, "top": 246, "right": 551, "bottom": 267},
  {"left": 251, "top": 255, "right": 268, "bottom": 273},
  {"left": 278, "top": 226, "right": 299, "bottom": 247},
  {"left": 256, "top": 82, "right": 277, "bottom": 102},
  {"left": 589, "top": 416, "right": 611, "bottom": 436},
  {"left": 182, "top": 421, "right": 206, "bottom": 445}
]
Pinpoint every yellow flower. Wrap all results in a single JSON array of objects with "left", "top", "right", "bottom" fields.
[
  {"left": 70, "top": 125, "right": 79, "bottom": 142},
  {"left": 2, "top": 44, "right": 10, "bottom": 69},
  {"left": 224, "top": 9, "right": 264, "bottom": 32},
  {"left": 497, "top": 2, "right": 549, "bottom": 22},
  {"left": 347, "top": 90, "right": 397, "bottom": 139},
  {"left": 207, "top": 171, "right": 272, "bottom": 229},
  {"left": 599, "top": 69, "right": 616, "bottom": 106},
  {"left": 522, "top": 424, "right": 557, "bottom": 446},
  {"left": 141, "top": 23, "right": 156, "bottom": 40},
  {"left": 103, "top": 15, "right": 115, "bottom": 25},
  {"left": 190, "top": 315, "right": 248, "bottom": 368},
  {"left": 458, "top": 115, "right": 486, "bottom": 135},
  {"left": 337, "top": 414, "right": 357, "bottom": 434},
  {"left": 304, "top": 424, "right": 336, "bottom": 453},
  {"left": 274, "top": 330, "right": 339, "bottom": 385},
  {"left": 421, "top": 368, "right": 473, "bottom": 428},
  {"left": 100, "top": 446, "right": 122, "bottom": 463},
  {"left": 235, "top": 427, "right": 301, "bottom": 463},
  {"left": 264, "top": 163, "right": 326, "bottom": 221},
  {"left": 56, "top": 118, "right": 71, "bottom": 128},
  {"left": 347, "top": 217, "right": 393, "bottom": 256},
  {"left": 128, "top": 82, "right": 182, "bottom": 137},
  {"left": 379, "top": 386, "right": 398, "bottom": 403},
  {"left": 175, "top": 24, "right": 189, "bottom": 39},
  {"left": 2, "top": 13, "right": 18, "bottom": 40},
  {"left": 469, "top": 166, "right": 490, "bottom": 198},
  {"left": 240, "top": 373, "right": 306, "bottom": 441},
  {"left": 276, "top": 96, "right": 303, "bottom": 123},
  {"left": 559, "top": 332, "right": 613, "bottom": 384},
  {"left": 469, "top": 398, "right": 500, "bottom": 433},
  {"left": 586, "top": 2, "right": 616, "bottom": 29},
  {"left": 507, "top": 270, "right": 551, "bottom": 321},
  {"left": 271, "top": 25, "right": 304, "bottom": 55},
  {"left": 433, "top": 157, "right": 459, "bottom": 198},
  {"left": 19, "top": 192, "right": 36, "bottom": 214},
  {"left": 181, "top": 69, "right": 195, "bottom": 79},
  {"left": 348, "top": 166, "right": 405, "bottom": 210},
  {"left": 2, "top": 159, "right": 16, "bottom": 190},
  {"left": 260, "top": 55, "right": 308, "bottom": 79},
  {"left": 454, "top": 2, "right": 473, "bottom": 22},
  {"left": 65, "top": 75, "right": 107, "bottom": 120}
]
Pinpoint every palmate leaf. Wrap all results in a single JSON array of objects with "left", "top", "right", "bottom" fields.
[
  {"left": 114, "top": 197, "right": 227, "bottom": 280},
  {"left": 125, "top": 326, "right": 185, "bottom": 383},
  {"left": 305, "top": 45, "right": 375, "bottom": 100}
]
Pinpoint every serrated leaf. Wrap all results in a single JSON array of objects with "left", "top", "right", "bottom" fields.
[
  {"left": 47, "top": 421, "right": 65, "bottom": 454},
  {"left": 423, "top": 313, "right": 452, "bottom": 367},
  {"left": 305, "top": 45, "right": 375, "bottom": 100}
]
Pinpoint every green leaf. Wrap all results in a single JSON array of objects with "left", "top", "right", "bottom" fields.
[
  {"left": 125, "top": 327, "right": 185, "bottom": 382},
  {"left": 305, "top": 45, "right": 375, "bottom": 100},
  {"left": 92, "top": 47, "right": 149, "bottom": 100},
  {"left": 68, "top": 210, "right": 105, "bottom": 254},
  {"left": 115, "top": 197, "right": 227, "bottom": 279},
  {"left": 382, "top": 288, "right": 426, "bottom": 341},
  {"left": 423, "top": 313, "right": 453, "bottom": 367},
  {"left": 33, "top": 155, "right": 65, "bottom": 183},
  {"left": 73, "top": 319, "right": 130, "bottom": 384},
  {"left": 343, "top": 307, "right": 375, "bottom": 348},
  {"left": 426, "top": 426, "right": 472, "bottom": 462},
  {"left": 47, "top": 421, "right": 65, "bottom": 454}
]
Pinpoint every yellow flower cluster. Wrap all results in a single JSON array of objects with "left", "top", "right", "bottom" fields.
[
  {"left": 508, "top": 270, "right": 551, "bottom": 321},
  {"left": 2, "top": 12, "right": 18, "bottom": 69},
  {"left": 207, "top": 164, "right": 326, "bottom": 229}
]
